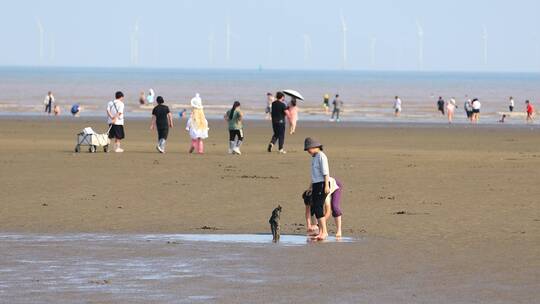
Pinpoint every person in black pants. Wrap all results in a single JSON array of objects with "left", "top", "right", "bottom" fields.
[
  {"left": 267, "top": 92, "right": 287, "bottom": 154},
  {"left": 150, "top": 96, "right": 173, "bottom": 153}
]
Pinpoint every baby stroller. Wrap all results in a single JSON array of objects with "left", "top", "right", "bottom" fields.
[{"left": 75, "top": 126, "right": 111, "bottom": 153}]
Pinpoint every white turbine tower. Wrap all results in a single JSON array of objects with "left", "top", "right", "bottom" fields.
[
  {"left": 130, "top": 21, "right": 140, "bottom": 66},
  {"left": 225, "top": 18, "right": 231, "bottom": 64},
  {"left": 416, "top": 20, "right": 424, "bottom": 70},
  {"left": 267, "top": 36, "right": 273, "bottom": 68},
  {"left": 36, "top": 18, "right": 44, "bottom": 63},
  {"left": 303, "top": 34, "right": 312, "bottom": 67},
  {"left": 49, "top": 34, "right": 55, "bottom": 63},
  {"left": 340, "top": 11, "right": 348, "bottom": 70},
  {"left": 208, "top": 32, "right": 215, "bottom": 66},
  {"left": 482, "top": 25, "right": 488, "bottom": 66},
  {"left": 370, "top": 37, "right": 377, "bottom": 67}
]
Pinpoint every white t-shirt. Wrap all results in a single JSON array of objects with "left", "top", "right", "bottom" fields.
[
  {"left": 472, "top": 100, "right": 481, "bottom": 110},
  {"left": 311, "top": 151, "right": 330, "bottom": 183},
  {"left": 107, "top": 99, "right": 125, "bottom": 125},
  {"left": 394, "top": 98, "right": 402, "bottom": 110},
  {"left": 510, "top": 99, "right": 515, "bottom": 107}
]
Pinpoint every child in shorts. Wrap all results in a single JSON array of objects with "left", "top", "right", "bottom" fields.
[{"left": 303, "top": 177, "right": 344, "bottom": 239}]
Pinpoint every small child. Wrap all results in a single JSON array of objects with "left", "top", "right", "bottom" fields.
[
  {"left": 186, "top": 94, "right": 209, "bottom": 154},
  {"left": 304, "top": 137, "right": 330, "bottom": 241},
  {"left": 303, "top": 177, "right": 344, "bottom": 238},
  {"left": 286, "top": 98, "right": 298, "bottom": 134},
  {"left": 526, "top": 100, "right": 535, "bottom": 124}
]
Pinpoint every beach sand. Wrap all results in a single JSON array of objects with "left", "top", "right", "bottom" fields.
[{"left": 0, "top": 117, "right": 539, "bottom": 303}]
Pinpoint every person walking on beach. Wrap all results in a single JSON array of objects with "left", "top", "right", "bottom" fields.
[
  {"left": 330, "top": 94, "right": 343, "bottom": 122},
  {"left": 393, "top": 96, "right": 402, "bottom": 117},
  {"left": 464, "top": 98, "right": 473, "bottom": 121},
  {"left": 509, "top": 97, "right": 515, "bottom": 112},
  {"left": 437, "top": 96, "right": 445, "bottom": 115},
  {"left": 267, "top": 92, "right": 287, "bottom": 154},
  {"left": 304, "top": 137, "right": 330, "bottom": 241},
  {"left": 323, "top": 94, "right": 330, "bottom": 114},
  {"left": 106, "top": 91, "right": 126, "bottom": 153},
  {"left": 44, "top": 91, "right": 54, "bottom": 115},
  {"left": 225, "top": 101, "right": 244, "bottom": 155},
  {"left": 150, "top": 96, "right": 173, "bottom": 153},
  {"left": 287, "top": 97, "right": 299, "bottom": 134},
  {"left": 186, "top": 94, "right": 209, "bottom": 154},
  {"left": 525, "top": 100, "right": 535, "bottom": 124},
  {"left": 471, "top": 98, "right": 481, "bottom": 123},
  {"left": 447, "top": 97, "right": 457, "bottom": 123},
  {"left": 265, "top": 92, "right": 274, "bottom": 120}
]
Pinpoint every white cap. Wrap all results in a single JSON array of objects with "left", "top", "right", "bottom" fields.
[{"left": 190, "top": 93, "right": 203, "bottom": 109}]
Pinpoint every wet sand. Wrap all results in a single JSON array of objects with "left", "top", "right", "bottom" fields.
[{"left": 0, "top": 117, "right": 539, "bottom": 303}]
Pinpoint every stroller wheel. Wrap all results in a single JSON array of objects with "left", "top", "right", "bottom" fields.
[
  {"left": 89, "top": 145, "right": 97, "bottom": 153},
  {"left": 103, "top": 145, "right": 109, "bottom": 153},
  {"left": 75, "top": 145, "right": 80, "bottom": 153}
]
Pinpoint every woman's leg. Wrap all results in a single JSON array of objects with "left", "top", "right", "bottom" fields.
[
  {"left": 331, "top": 179, "right": 344, "bottom": 237},
  {"left": 189, "top": 139, "right": 196, "bottom": 153},
  {"left": 197, "top": 138, "right": 204, "bottom": 154}
]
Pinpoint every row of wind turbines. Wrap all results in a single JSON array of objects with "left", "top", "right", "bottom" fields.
[{"left": 36, "top": 15, "right": 490, "bottom": 70}]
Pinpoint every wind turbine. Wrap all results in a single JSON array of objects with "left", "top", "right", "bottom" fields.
[
  {"left": 267, "top": 36, "right": 273, "bottom": 68},
  {"left": 225, "top": 18, "right": 231, "bottom": 64},
  {"left": 49, "top": 34, "right": 55, "bottom": 63},
  {"left": 303, "top": 34, "right": 312, "bottom": 67},
  {"left": 482, "top": 25, "right": 488, "bottom": 66},
  {"left": 208, "top": 32, "right": 215, "bottom": 66},
  {"left": 340, "top": 11, "right": 348, "bottom": 70},
  {"left": 36, "top": 18, "right": 44, "bottom": 63},
  {"left": 370, "top": 37, "right": 377, "bottom": 67},
  {"left": 416, "top": 20, "right": 424, "bottom": 70},
  {"left": 130, "top": 20, "right": 140, "bottom": 66}
]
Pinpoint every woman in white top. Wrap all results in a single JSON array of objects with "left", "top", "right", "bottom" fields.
[
  {"left": 471, "top": 98, "right": 481, "bottom": 124},
  {"left": 186, "top": 94, "right": 209, "bottom": 154},
  {"left": 446, "top": 98, "right": 457, "bottom": 123},
  {"left": 393, "top": 96, "right": 402, "bottom": 117}
]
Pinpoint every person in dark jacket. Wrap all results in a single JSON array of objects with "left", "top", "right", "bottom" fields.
[{"left": 267, "top": 92, "right": 287, "bottom": 154}]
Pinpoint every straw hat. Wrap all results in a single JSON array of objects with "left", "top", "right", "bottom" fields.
[
  {"left": 304, "top": 137, "right": 323, "bottom": 151},
  {"left": 190, "top": 93, "right": 203, "bottom": 109}
]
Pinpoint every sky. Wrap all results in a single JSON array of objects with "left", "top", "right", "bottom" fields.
[{"left": 1, "top": 0, "right": 539, "bottom": 72}]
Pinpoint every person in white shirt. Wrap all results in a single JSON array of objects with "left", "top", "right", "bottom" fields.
[
  {"left": 471, "top": 98, "right": 481, "bottom": 124},
  {"left": 509, "top": 97, "right": 515, "bottom": 112},
  {"left": 393, "top": 96, "right": 402, "bottom": 117},
  {"left": 44, "top": 91, "right": 54, "bottom": 114},
  {"left": 107, "top": 91, "right": 126, "bottom": 153}
]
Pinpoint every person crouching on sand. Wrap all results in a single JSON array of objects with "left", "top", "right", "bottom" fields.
[
  {"left": 303, "top": 177, "right": 344, "bottom": 239},
  {"left": 150, "top": 96, "right": 173, "bottom": 153},
  {"left": 304, "top": 137, "right": 330, "bottom": 241},
  {"left": 107, "top": 91, "right": 126, "bottom": 153},
  {"left": 224, "top": 101, "right": 244, "bottom": 155},
  {"left": 286, "top": 97, "right": 298, "bottom": 134},
  {"left": 186, "top": 94, "right": 209, "bottom": 154}
]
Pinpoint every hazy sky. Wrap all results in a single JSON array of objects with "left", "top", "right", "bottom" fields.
[{"left": 1, "top": 0, "right": 539, "bottom": 72}]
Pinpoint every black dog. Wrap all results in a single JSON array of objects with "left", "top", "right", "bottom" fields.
[{"left": 269, "top": 205, "right": 282, "bottom": 243}]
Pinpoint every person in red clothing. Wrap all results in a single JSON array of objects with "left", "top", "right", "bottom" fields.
[{"left": 526, "top": 100, "right": 535, "bottom": 124}]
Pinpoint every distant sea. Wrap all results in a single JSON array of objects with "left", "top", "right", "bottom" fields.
[{"left": 0, "top": 67, "right": 539, "bottom": 124}]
